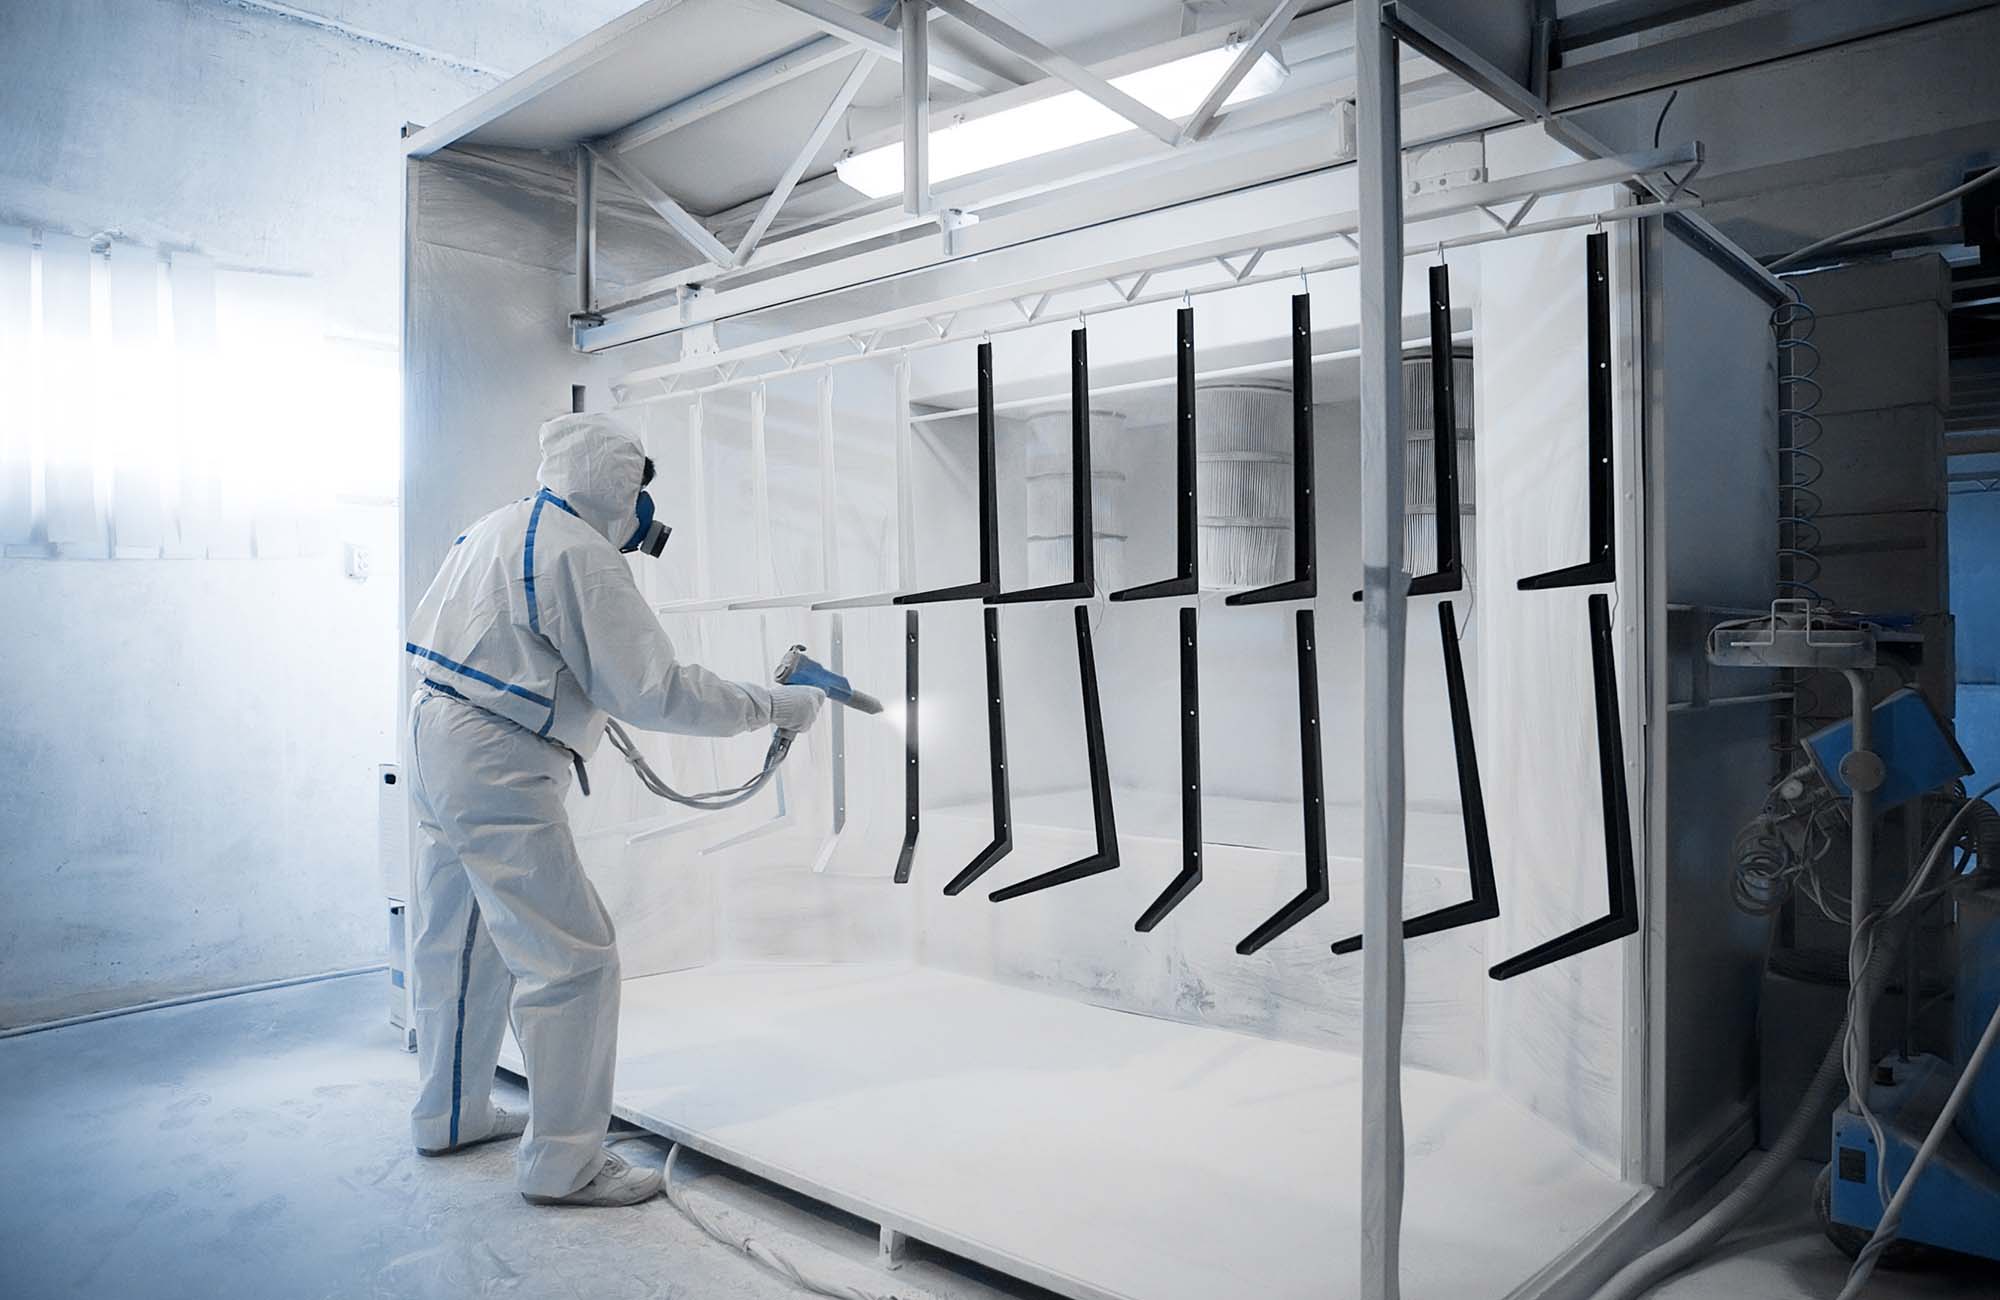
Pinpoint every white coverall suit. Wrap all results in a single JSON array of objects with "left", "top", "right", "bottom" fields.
[{"left": 403, "top": 412, "right": 799, "bottom": 1199}]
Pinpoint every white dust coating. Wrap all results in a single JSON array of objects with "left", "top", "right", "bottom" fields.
[{"left": 515, "top": 963, "right": 1637, "bottom": 1300}]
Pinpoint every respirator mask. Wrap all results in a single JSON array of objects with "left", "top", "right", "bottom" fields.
[{"left": 621, "top": 455, "right": 672, "bottom": 557}]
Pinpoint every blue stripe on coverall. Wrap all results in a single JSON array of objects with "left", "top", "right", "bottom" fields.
[
  {"left": 405, "top": 643, "right": 554, "bottom": 709},
  {"left": 448, "top": 899, "right": 481, "bottom": 1146}
]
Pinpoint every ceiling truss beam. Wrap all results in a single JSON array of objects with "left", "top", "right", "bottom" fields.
[
  {"left": 735, "top": 51, "right": 883, "bottom": 265},
  {"left": 1180, "top": 0, "right": 1309, "bottom": 143},
  {"left": 762, "top": 0, "right": 995, "bottom": 94},
  {"left": 584, "top": 141, "right": 735, "bottom": 270}
]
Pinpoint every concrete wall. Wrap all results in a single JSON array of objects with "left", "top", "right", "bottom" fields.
[{"left": 0, "top": 0, "right": 628, "bottom": 1026}]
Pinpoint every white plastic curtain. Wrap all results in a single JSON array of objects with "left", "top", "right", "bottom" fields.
[{"left": 0, "top": 226, "right": 397, "bottom": 558}]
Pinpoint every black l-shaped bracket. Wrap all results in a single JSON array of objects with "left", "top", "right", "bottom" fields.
[
  {"left": 1410, "top": 263, "right": 1466, "bottom": 597},
  {"left": 1110, "top": 306, "right": 1198, "bottom": 601},
  {"left": 1331, "top": 598, "right": 1497, "bottom": 953},
  {"left": 944, "top": 607, "right": 1013, "bottom": 895},
  {"left": 892, "top": 610, "right": 920, "bottom": 883},
  {"left": 1352, "top": 263, "right": 1466, "bottom": 602},
  {"left": 1135, "top": 606, "right": 1203, "bottom": 931},
  {"left": 1516, "top": 231, "right": 1614, "bottom": 592},
  {"left": 899, "top": 342, "right": 1000, "bottom": 604},
  {"left": 1236, "top": 608, "right": 1329, "bottom": 954},
  {"left": 991, "top": 328, "right": 1094, "bottom": 604},
  {"left": 990, "top": 605, "right": 1120, "bottom": 900},
  {"left": 1229, "top": 292, "right": 1316, "bottom": 606},
  {"left": 1489, "top": 592, "right": 1638, "bottom": 979}
]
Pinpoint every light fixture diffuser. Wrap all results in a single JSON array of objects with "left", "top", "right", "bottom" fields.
[{"left": 834, "top": 45, "right": 1288, "bottom": 199}]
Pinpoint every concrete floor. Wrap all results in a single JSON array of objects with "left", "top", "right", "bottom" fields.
[
  {"left": 1, "top": 971, "right": 1995, "bottom": 1300},
  {"left": 0, "top": 972, "right": 1035, "bottom": 1300}
]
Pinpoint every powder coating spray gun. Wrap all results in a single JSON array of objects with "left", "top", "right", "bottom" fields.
[{"left": 603, "top": 644, "right": 880, "bottom": 810}]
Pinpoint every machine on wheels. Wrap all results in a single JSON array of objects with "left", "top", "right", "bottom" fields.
[{"left": 1709, "top": 602, "right": 2000, "bottom": 1279}]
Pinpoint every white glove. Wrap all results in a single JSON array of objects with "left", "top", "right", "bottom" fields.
[{"left": 769, "top": 684, "right": 826, "bottom": 733}]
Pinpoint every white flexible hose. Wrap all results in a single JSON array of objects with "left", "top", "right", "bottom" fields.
[
  {"left": 653, "top": 1143, "right": 944, "bottom": 1300},
  {"left": 1597, "top": 784, "right": 2000, "bottom": 1298},
  {"left": 1591, "top": 971, "right": 1865, "bottom": 1300},
  {"left": 1769, "top": 164, "right": 2000, "bottom": 271}
]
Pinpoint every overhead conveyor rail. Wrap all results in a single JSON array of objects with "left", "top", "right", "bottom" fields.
[{"left": 605, "top": 144, "right": 1705, "bottom": 398}]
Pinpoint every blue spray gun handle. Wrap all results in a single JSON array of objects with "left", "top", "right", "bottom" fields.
[{"left": 773, "top": 644, "right": 884, "bottom": 715}]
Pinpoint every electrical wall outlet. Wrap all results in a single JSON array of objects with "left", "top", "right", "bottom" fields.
[{"left": 344, "top": 542, "right": 371, "bottom": 581}]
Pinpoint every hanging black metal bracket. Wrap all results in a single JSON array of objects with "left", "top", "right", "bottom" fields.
[
  {"left": 899, "top": 342, "right": 1000, "bottom": 604},
  {"left": 1229, "top": 292, "right": 1316, "bottom": 606},
  {"left": 1110, "top": 306, "right": 1198, "bottom": 601},
  {"left": 893, "top": 610, "right": 920, "bottom": 884},
  {"left": 991, "top": 328, "right": 1094, "bottom": 604},
  {"left": 1236, "top": 609, "right": 1329, "bottom": 954},
  {"left": 1352, "top": 264, "right": 1466, "bottom": 602},
  {"left": 990, "top": 604, "right": 1120, "bottom": 900},
  {"left": 1331, "top": 599, "right": 1497, "bottom": 954},
  {"left": 1135, "top": 606, "right": 1204, "bottom": 931},
  {"left": 944, "top": 607, "right": 1013, "bottom": 895},
  {"left": 1489, "top": 592, "right": 1638, "bottom": 979},
  {"left": 1516, "top": 231, "right": 1615, "bottom": 592},
  {"left": 1409, "top": 263, "right": 1465, "bottom": 597}
]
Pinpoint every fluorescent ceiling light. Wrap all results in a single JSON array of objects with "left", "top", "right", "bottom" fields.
[{"left": 834, "top": 45, "right": 1288, "bottom": 199}]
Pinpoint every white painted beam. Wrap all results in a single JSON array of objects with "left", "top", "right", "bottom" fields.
[
  {"left": 763, "top": 0, "right": 995, "bottom": 93},
  {"left": 1180, "top": 0, "right": 1309, "bottom": 144},
  {"left": 902, "top": 0, "right": 932, "bottom": 215},
  {"left": 735, "top": 52, "right": 882, "bottom": 265},
  {"left": 584, "top": 143, "right": 734, "bottom": 269},
  {"left": 606, "top": 35, "right": 862, "bottom": 154}
]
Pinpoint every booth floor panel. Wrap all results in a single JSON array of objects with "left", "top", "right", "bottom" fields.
[{"left": 519, "top": 962, "right": 1636, "bottom": 1300}]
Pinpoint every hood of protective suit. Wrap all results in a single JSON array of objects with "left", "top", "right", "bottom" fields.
[{"left": 535, "top": 412, "right": 646, "bottom": 545}]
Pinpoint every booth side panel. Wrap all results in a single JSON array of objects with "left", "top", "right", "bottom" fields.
[{"left": 1650, "top": 222, "right": 1781, "bottom": 1185}]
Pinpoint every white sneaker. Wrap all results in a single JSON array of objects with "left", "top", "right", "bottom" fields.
[
  {"left": 417, "top": 1105, "right": 530, "bottom": 1157},
  {"left": 522, "top": 1149, "right": 663, "bottom": 1207}
]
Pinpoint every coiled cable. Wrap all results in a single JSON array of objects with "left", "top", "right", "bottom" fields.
[{"left": 1772, "top": 289, "right": 1824, "bottom": 765}]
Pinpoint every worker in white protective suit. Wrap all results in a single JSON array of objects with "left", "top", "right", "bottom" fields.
[{"left": 402, "top": 411, "right": 823, "bottom": 1207}]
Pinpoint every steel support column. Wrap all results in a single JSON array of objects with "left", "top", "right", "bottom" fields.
[
  {"left": 1355, "top": 3, "right": 1406, "bottom": 1298},
  {"left": 574, "top": 146, "right": 597, "bottom": 319},
  {"left": 901, "top": 0, "right": 931, "bottom": 215}
]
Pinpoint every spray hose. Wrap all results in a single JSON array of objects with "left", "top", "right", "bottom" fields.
[
  {"left": 603, "top": 718, "right": 793, "bottom": 812},
  {"left": 598, "top": 645, "right": 877, "bottom": 813}
]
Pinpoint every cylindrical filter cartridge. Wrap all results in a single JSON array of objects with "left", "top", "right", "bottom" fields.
[
  {"left": 1196, "top": 380, "right": 1293, "bottom": 589},
  {"left": 1025, "top": 408, "right": 1129, "bottom": 589}
]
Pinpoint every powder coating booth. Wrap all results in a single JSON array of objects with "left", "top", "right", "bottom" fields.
[{"left": 398, "top": 3, "right": 1787, "bottom": 1296}]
